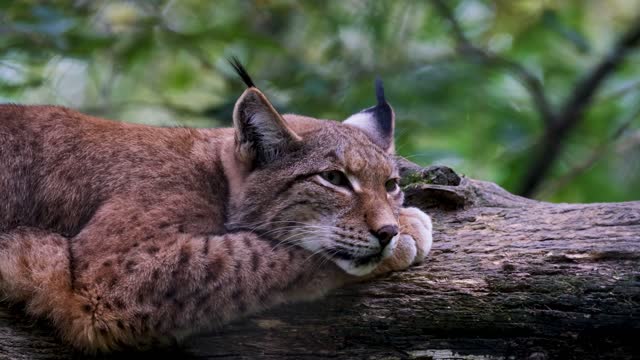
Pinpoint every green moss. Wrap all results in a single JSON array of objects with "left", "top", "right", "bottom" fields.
[{"left": 400, "top": 171, "right": 432, "bottom": 187}]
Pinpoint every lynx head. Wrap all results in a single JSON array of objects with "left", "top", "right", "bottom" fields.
[{"left": 225, "top": 59, "right": 402, "bottom": 276}]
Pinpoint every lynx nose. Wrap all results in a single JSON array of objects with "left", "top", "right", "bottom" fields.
[{"left": 372, "top": 225, "right": 398, "bottom": 249}]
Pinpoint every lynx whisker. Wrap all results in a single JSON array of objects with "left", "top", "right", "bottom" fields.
[{"left": 268, "top": 229, "right": 325, "bottom": 253}]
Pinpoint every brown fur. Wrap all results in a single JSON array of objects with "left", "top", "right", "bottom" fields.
[{"left": 0, "top": 85, "right": 432, "bottom": 352}]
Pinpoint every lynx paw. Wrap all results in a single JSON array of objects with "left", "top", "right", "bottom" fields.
[
  {"left": 375, "top": 207, "right": 433, "bottom": 274},
  {"left": 399, "top": 207, "right": 433, "bottom": 264}
]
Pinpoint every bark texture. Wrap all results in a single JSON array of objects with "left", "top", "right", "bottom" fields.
[{"left": 1, "top": 165, "right": 639, "bottom": 360}]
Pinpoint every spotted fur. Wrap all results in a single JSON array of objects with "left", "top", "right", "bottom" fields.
[{"left": 0, "top": 74, "right": 432, "bottom": 352}]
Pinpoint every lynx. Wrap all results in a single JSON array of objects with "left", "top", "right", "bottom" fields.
[{"left": 0, "top": 60, "right": 432, "bottom": 352}]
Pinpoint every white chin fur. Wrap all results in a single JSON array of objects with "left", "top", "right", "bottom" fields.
[
  {"left": 382, "top": 235, "right": 399, "bottom": 259},
  {"left": 333, "top": 235, "right": 400, "bottom": 276},
  {"left": 334, "top": 258, "right": 378, "bottom": 276}
]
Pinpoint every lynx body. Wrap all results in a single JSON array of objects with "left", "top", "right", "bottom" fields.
[{"left": 0, "top": 65, "right": 432, "bottom": 352}]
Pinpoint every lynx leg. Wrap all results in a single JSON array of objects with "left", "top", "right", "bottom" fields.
[
  {"left": 0, "top": 228, "right": 74, "bottom": 304},
  {"left": 2, "top": 226, "right": 344, "bottom": 352},
  {"left": 0, "top": 228, "right": 105, "bottom": 349}
]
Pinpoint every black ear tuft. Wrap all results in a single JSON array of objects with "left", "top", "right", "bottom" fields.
[
  {"left": 375, "top": 76, "right": 386, "bottom": 105},
  {"left": 364, "top": 77, "right": 393, "bottom": 135},
  {"left": 228, "top": 57, "right": 255, "bottom": 88},
  {"left": 343, "top": 77, "right": 396, "bottom": 152}
]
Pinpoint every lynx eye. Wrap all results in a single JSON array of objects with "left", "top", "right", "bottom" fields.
[
  {"left": 385, "top": 178, "right": 399, "bottom": 192},
  {"left": 320, "top": 170, "right": 350, "bottom": 188}
]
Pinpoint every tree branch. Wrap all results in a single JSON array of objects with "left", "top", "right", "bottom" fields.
[
  {"left": 518, "top": 19, "right": 640, "bottom": 197},
  {"left": 431, "top": 1, "right": 640, "bottom": 199},
  {"left": 538, "top": 103, "right": 640, "bottom": 198},
  {"left": 431, "top": 0, "right": 556, "bottom": 126}
]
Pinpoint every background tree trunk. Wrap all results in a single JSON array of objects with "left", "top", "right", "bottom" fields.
[{"left": 1, "top": 165, "right": 638, "bottom": 360}]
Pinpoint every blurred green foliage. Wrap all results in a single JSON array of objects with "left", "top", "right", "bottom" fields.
[{"left": 1, "top": 0, "right": 639, "bottom": 202}]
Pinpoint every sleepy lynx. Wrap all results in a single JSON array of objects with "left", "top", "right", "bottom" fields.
[{"left": 0, "top": 60, "right": 432, "bottom": 352}]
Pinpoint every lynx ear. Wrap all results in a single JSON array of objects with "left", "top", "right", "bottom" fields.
[
  {"left": 233, "top": 87, "right": 301, "bottom": 166},
  {"left": 229, "top": 58, "right": 301, "bottom": 167},
  {"left": 344, "top": 78, "right": 395, "bottom": 153}
]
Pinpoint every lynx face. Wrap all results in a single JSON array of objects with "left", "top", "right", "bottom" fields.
[
  {"left": 230, "top": 120, "right": 403, "bottom": 276},
  {"left": 225, "top": 64, "right": 403, "bottom": 275}
]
